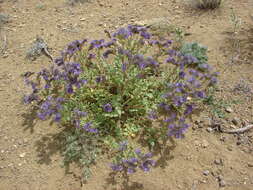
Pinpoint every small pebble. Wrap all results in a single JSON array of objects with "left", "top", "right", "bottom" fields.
[
  {"left": 19, "top": 153, "right": 26, "bottom": 158},
  {"left": 202, "top": 140, "right": 209, "bottom": 148},
  {"left": 219, "top": 180, "right": 226, "bottom": 187},
  {"left": 248, "top": 163, "right": 253, "bottom": 167},
  {"left": 232, "top": 117, "right": 240, "bottom": 126},
  {"left": 214, "top": 159, "right": 222, "bottom": 165},
  {"left": 203, "top": 170, "right": 210, "bottom": 176},
  {"left": 206, "top": 127, "right": 213, "bottom": 132},
  {"left": 220, "top": 136, "right": 226, "bottom": 142},
  {"left": 225, "top": 107, "right": 233, "bottom": 113}
]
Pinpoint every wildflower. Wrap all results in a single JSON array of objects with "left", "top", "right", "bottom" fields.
[{"left": 103, "top": 103, "right": 113, "bottom": 112}]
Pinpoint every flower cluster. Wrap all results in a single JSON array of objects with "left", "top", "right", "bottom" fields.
[
  {"left": 111, "top": 142, "right": 155, "bottom": 174},
  {"left": 37, "top": 96, "right": 64, "bottom": 121},
  {"left": 23, "top": 25, "right": 217, "bottom": 178}
]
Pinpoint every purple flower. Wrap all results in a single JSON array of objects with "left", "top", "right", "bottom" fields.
[
  {"left": 149, "top": 40, "right": 159, "bottom": 45},
  {"left": 37, "top": 112, "right": 47, "bottom": 120},
  {"left": 66, "top": 84, "right": 73, "bottom": 94},
  {"left": 196, "top": 91, "right": 205, "bottom": 98},
  {"left": 174, "top": 96, "right": 187, "bottom": 107},
  {"left": 135, "top": 148, "right": 141, "bottom": 155},
  {"left": 74, "top": 109, "right": 88, "bottom": 117},
  {"left": 140, "top": 31, "right": 151, "bottom": 39},
  {"left": 113, "top": 27, "right": 132, "bottom": 39},
  {"left": 122, "top": 62, "right": 127, "bottom": 72},
  {"left": 140, "top": 160, "right": 155, "bottom": 172},
  {"left": 184, "top": 104, "right": 193, "bottom": 115},
  {"left": 167, "top": 122, "right": 189, "bottom": 138},
  {"left": 89, "top": 39, "right": 105, "bottom": 49},
  {"left": 82, "top": 122, "right": 98, "bottom": 133},
  {"left": 179, "top": 71, "right": 186, "bottom": 79},
  {"left": 111, "top": 164, "right": 123, "bottom": 171},
  {"left": 41, "top": 101, "right": 51, "bottom": 110},
  {"left": 23, "top": 94, "right": 38, "bottom": 104},
  {"left": 103, "top": 103, "right": 113, "bottom": 112},
  {"left": 54, "top": 112, "right": 61, "bottom": 122},
  {"left": 166, "top": 57, "right": 176, "bottom": 64},
  {"left": 146, "top": 57, "right": 159, "bottom": 67},
  {"left": 164, "top": 113, "right": 176, "bottom": 122},
  {"left": 104, "top": 40, "right": 115, "bottom": 47},
  {"left": 127, "top": 168, "right": 135, "bottom": 174},
  {"left": 210, "top": 76, "right": 218, "bottom": 85}
]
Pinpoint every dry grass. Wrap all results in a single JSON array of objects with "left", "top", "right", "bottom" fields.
[{"left": 195, "top": 0, "right": 222, "bottom": 9}]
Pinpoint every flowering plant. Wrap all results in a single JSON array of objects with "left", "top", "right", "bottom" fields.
[{"left": 24, "top": 25, "right": 217, "bottom": 178}]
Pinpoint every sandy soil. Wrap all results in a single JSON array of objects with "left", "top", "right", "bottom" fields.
[{"left": 0, "top": 0, "right": 252, "bottom": 189}]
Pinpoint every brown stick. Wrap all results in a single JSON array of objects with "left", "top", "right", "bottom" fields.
[{"left": 221, "top": 124, "right": 253, "bottom": 134}]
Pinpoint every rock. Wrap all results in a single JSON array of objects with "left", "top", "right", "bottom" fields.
[
  {"left": 247, "top": 163, "right": 253, "bottom": 167},
  {"left": 206, "top": 127, "right": 213, "bottom": 132},
  {"left": 225, "top": 107, "right": 233, "bottom": 113},
  {"left": 80, "top": 18, "right": 86, "bottom": 21},
  {"left": 220, "top": 136, "right": 227, "bottom": 142},
  {"left": 19, "top": 153, "right": 26, "bottom": 158},
  {"left": 203, "top": 170, "right": 210, "bottom": 176},
  {"left": 230, "top": 124, "right": 237, "bottom": 129},
  {"left": 201, "top": 140, "right": 209, "bottom": 148},
  {"left": 219, "top": 180, "right": 226, "bottom": 187},
  {"left": 232, "top": 117, "right": 240, "bottom": 126},
  {"left": 214, "top": 159, "right": 222, "bottom": 165}
]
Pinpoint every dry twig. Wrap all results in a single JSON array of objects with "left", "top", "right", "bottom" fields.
[{"left": 221, "top": 125, "right": 253, "bottom": 134}]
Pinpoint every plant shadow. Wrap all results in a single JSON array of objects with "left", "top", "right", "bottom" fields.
[
  {"left": 34, "top": 129, "right": 66, "bottom": 165},
  {"left": 21, "top": 106, "right": 39, "bottom": 133},
  {"left": 103, "top": 171, "right": 144, "bottom": 190}
]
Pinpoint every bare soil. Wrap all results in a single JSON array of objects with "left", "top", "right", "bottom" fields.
[{"left": 0, "top": 0, "right": 252, "bottom": 189}]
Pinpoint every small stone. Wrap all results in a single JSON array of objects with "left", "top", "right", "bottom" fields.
[
  {"left": 214, "top": 159, "right": 222, "bottom": 165},
  {"left": 202, "top": 140, "right": 209, "bottom": 148},
  {"left": 230, "top": 124, "right": 236, "bottom": 129},
  {"left": 18, "top": 163, "right": 22, "bottom": 166},
  {"left": 217, "top": 175, "right": 224, "bottom": 181},
  {"left": 2, "top": 54, "right": 8, "bottom": 58},
  {"left": 232, "top": 117, "right": 240, "bottom": 126},
  {"left": 227, "top": 146, "right": 233, "bottom": 151},
  {"left": 206, "top": 127, "right": 213, "bottom": 132},
  {"left": 19, "top": 153, "right": 26, "bottom": 158},
  {"left": 219, "top": 180, "right": 226, "bottom": 187},
  {"left": 225, "top": 107, "right": 233, "bottom": 113},
  {"left": 220, "top": 136, "right": 226, "bottom": 142},
  {"left": 80, "top": 18, "right": 86, "bottom": 21},
  {"left": 247, "top": 163, "right": 253, "bottom": 167},
  {"left": 203, "top": 170, "right": 210, "bottom": 176}
]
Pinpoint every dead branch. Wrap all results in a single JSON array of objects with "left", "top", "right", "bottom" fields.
[{"left": 221, "top": 124, "right": 253, "bottom": 134}]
